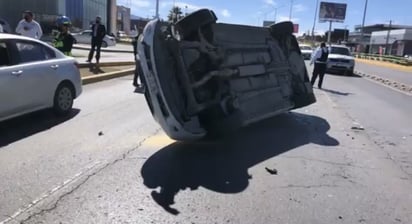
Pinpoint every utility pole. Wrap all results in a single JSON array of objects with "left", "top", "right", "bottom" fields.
[
  {"left": 289, "top": 0, "right": 294, "bottom": 20},
  {"left": 312, "top": 0, "right": 319, "bottom": 42},
  {"left": 155, "top": 0, "right": 160, "bottom": 19},
  {"left": 385, "top": 20, "right": 392, "bottom": 55},
  {"left": 274, "top": 8, "right": 278, "bottom": 23},
  {"left": 360, "top": 0, "right": 368, "bottom": 52},
  {"left": 327, "top": 21, "right": 332, "bottom": 46}
]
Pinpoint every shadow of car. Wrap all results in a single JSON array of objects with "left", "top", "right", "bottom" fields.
[
  {"left": 72, "top": 30, "right": 116, "bottom": 48},
  {"left": 0, "top": 108, "right": 80, "bottom": 147},
  {"left": 141, "top": 112, "right": 339, "bottom": 214}
]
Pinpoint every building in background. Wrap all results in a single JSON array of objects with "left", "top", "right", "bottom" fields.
[
  {"left": 347, "top": 24, "right": 412, "bottom": 53},
  {"left": 116, "top": 5, "right": 131, "bottom": 34},
  {"left": 369, "top": 29, "right": 412, "bottom": 56},
  {"left": 0, "top": 0, "right": 66, "bottom": 34},
  {"left": 66, "top": 0, "right": 108, "bottom": 31},
  {"left": 130, "top": 15, "right": 150, "bottom": 33}
]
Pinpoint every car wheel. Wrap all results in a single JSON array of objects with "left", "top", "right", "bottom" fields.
[
  {"left": 53, "top": 83, "right": 74, "bottom": 116},
  {"left": 269, "top": 21, "right": 294, "bottom": 37},
  {"left": 175, "top": 9, "right": 217, "bottom": 40},
  {"left": 73, "top": 38, "right": 77, "bottom": 44},
  {"left": 101, "top": 41, "right": 108, "bottom": 48}
]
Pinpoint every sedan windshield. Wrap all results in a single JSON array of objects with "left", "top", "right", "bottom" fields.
[{"left": 330, "top": 47, "right": 351, "bottom": 56}]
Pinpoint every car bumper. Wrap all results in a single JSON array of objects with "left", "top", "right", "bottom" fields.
[
  {"left": 138, "top": 20, "right": 206, "bottom": 141},
  {"left": 327, "top": 62, "right": 354, "bottom": 72}
]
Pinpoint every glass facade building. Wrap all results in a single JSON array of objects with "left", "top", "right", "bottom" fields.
[
  {"left": 0, "top": 0, "right": 65, "bottom": 34},
  {"left": 66, "top": 0, "right": 108, "bottom": 30}
]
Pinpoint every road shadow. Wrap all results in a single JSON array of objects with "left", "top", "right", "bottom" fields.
[
  {"left": 141, "top": 112, "right": 339, "bottom": 215},
  {"left": 326, "top": 72, "right": 362, "bottom": 78},
  {"left": 318, "top": 88, "right": 353, "bottom": 96},
  {"left": 0, "top": 109, "right": 80, "bottom": 147}
]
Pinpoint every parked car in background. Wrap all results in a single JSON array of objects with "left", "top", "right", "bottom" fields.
[
  {"left": 72, "top": 30, "right": 116, "bottom": 47},
  {"left": 326, "top": 45, "right": 355, "bottom": 76},
  {"left": 299, "top": 44, "right": 313, "bottom": 60},
  {"left": 138, "top": 9, "right": 316, "bottom": 141},
  {"left": 0, "top": 34, "right": 82, "bottom": 122}
]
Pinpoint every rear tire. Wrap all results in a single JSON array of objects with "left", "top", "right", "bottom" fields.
[
  {"left": 53, "top": 83, "right": 74, "bottom": 116},
  {"left": 269, "top": 21, "right": 294, "bottom": 37},
  {"left": 102, "top": 41, "right": 108, "bottom": 48},
  {"left": 175, "top": 9, "right": 217, "bottom": 40}
]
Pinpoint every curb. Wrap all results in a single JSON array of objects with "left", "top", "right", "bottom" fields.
[
  {"left": 73, "top": 45, "right": 134, "bottom": 53},
  {"left": 354, "top": 70, "right": 412, "bottom": 96},
  {"left": 77, "top": 61, "right": 135, "bottom": 68},
  {"left": 82, "top": 68, "right": 135, "bottom": 85}
]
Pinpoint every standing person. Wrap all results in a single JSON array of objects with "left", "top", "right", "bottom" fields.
[
  {"left": 87, "top": 16, "right": 106, "bottom": 65},
  {"left": 310, "top": 42, "right": 329, "bottom": 89},
  {"left": 15, "top": 10, "right": 43, "bottom": 39},
  {"left": 0, "top": 23, "right": 3, "bottom": 33},
  {"left": 53, "top": 16, "right": 75, "bottom": 56}
]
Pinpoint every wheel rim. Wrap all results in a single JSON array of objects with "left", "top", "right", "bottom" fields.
[{"left": 58, "top": 87, "right": 73, "bottom": 111}]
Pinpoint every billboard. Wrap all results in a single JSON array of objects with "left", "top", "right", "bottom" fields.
[{"left": 319, "top": 2, "right": 347, "bottom": 23}]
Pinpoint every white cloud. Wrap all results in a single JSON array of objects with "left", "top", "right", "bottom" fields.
[
  {"left": 221, "top": 9, "right": 231, "bottom": 18},
  {"left": 118, "top": 0, "right": 150, "bottom": 8},
  {"left": 293, "top": 4, "right": 307, "bottom": 12},
  {"left": 161, "top": 1, "right": 207, "bottom": 11},
  {"left": 264, "top": 0, "right": 276, "bottom": 6}
]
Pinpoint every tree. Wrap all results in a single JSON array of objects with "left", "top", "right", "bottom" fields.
[{"left": 167, "top": 6, "right": 184, "bottom": 23}]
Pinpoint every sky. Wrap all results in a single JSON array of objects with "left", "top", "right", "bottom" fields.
[{"left": 117, "top": 0, "right": 412, "bottom": 35}]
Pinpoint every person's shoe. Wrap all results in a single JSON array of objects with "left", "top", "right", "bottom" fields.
[{"left": 318, "top": 86, "right": 322, "bottom": 89}]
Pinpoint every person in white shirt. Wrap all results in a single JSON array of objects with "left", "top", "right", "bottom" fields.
[
  {"left": 310, "top": 42, "right": 329, "bottom": 89},
  {"left": 15, "top": 10, "right": 43, "bottom": 39}
]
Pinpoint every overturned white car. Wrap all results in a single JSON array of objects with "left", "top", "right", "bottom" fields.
[{"left": 137, "top": 9, "right": 316, "bottom": 141}]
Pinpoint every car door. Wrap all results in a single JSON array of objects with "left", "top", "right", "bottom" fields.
[
  {"left": 0, "top": 40, "right": 21, "bottom": 118},
  {"left": 3, "top": 40, "right": 59, "bottom": 115}
]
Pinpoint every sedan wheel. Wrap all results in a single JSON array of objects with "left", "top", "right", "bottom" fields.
[{"left": 53, "top": 84, "right": 74, "bottom": 115}]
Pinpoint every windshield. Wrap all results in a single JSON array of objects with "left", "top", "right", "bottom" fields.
[
  {"left": 300, "top": 46, "right": 312, "bottom": 50},
  {"left": 330, "top": 47, "right": 351, "bottom": 56}
]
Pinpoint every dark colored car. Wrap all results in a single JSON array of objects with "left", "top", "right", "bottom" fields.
[{"left": 137, "top": 9, "right": 316, "bottom": 141}]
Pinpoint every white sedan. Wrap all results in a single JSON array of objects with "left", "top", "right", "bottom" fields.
[
  {"left": 72, "top": 30, "right": 116, "bottom": 48},
  {"left": 0, "top": 33, "right": 82, "bottom": 122}
]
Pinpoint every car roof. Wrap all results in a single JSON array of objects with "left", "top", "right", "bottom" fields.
[
  {"left": 1, "top": 33, "right": 44, "bottom": 43},
  {"left": 0, "top": 33, "right": 66, "bottom": 58}
]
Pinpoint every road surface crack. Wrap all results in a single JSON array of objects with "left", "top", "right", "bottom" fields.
[
  {"left": 17, "top": 129, "right": 161, "bottom": 224},
  {"left": 279, "top": 184, "right": 338, "bottom": 189}
]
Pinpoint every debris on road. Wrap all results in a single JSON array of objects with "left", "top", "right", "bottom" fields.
[
  {"left": 265, "top": 167, "right": 278, "bottom": 175},
  {"left": 98, "top": 131, "right": 104, "bottom": 136},
  {"left": 351, "top": 126, "right": 365, "bottom": 131}
]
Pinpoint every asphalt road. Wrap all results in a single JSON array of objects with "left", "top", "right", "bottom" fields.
[
  {"left": 1, "top": 65, "right": 412, "bottom": 224},
  {"left": 355, "top": 60, "right": 412, "bottom": 86}
]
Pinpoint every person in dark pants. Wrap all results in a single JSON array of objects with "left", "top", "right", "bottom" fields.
[
  {"left": 310, "top": 42, "right": 329, "bottom": 89},
  {"left": 132, "top": 32, "right": 145, "bottom": 90},
  {"left": 87, "top": 16, "right": 106, "bottom": 65}
]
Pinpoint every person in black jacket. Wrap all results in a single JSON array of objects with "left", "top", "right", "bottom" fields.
[
  {"left": 310, "top": 42, "right": 329, "bottom": 89},
  {"left": 53, "top": 16, "right": 75, "bottom": 56},
  {"left": 87, "top": 16, "right": 106, "bottom": 65}
]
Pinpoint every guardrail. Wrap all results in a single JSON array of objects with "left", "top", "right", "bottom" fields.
[{"left": 354, "top": 53, "right": 412, "bottom": 66}]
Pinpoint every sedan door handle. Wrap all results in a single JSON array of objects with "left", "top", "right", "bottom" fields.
[
  {"left": 50, "top": 64, "right": 59, "bottom": 69},
  {"left": 11, "top": 70, "right": 23, "bottom": 76}
]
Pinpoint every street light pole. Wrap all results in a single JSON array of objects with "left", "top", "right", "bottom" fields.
[
  {"left": 155, "top": 0, "right": 160, "bottom": 19},
  {"left": 312, "top": 0, "right": 319, "bottom": 42},
  {"left": 289, "top": 0, "right": 294, "bottom": 20},
  {"left": 360, "top": 0, "right": 368, "bottom": 51}
]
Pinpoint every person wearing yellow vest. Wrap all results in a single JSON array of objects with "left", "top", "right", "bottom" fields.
[{"left": 53, "top": 16, "right": 75, "bottom": 56}]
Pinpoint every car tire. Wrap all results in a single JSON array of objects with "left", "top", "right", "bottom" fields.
[
  {"left": 175, "top": 9, "right": 217, "bottom": 40},
  {"left": 101, "top": 41, "right": 108, "bottom": 48},
  {"left": 269, "top": 21, "right": 294, "bottom": 37},
  {"left": 53, "top": 83, "right": 74, "bottom": 116}
]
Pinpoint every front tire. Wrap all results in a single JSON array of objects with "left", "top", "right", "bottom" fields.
[{"left": 53, "top": 83, "right": 74, "bottom": 116}]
